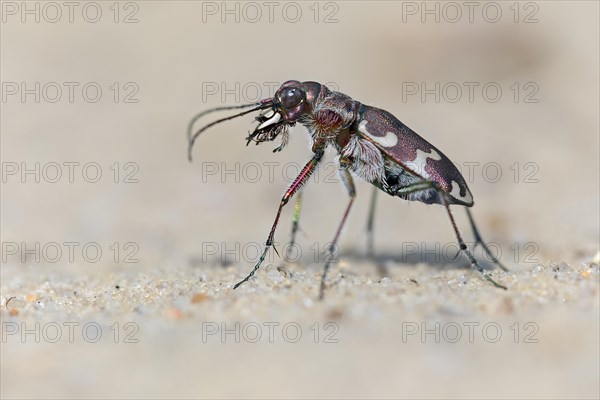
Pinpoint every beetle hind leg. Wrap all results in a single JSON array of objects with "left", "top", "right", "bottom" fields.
[
  {"left": 441, "top": 196, "right": 507, "bottom": 290},
  {"left": 392, "top": 181, "right": 507, "bottom": 289},
  {"left": 465, "top": 208, "right": 509, "bottom": 272}
]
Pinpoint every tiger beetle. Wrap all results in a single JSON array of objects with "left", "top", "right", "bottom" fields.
[{"left": 188, "top": 80, "right": 509, "bottom": 299}]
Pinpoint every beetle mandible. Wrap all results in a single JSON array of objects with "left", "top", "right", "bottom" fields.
[{"left": 188, "top": 80, "right": 508, "bottom": 299}]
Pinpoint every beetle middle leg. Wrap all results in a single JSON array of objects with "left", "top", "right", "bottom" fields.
[
  {"left": 290, "top": 185, "right": 380, "bottom": 259},
  {"left": 365, "top": 186, "right": 378, "bottom": 258},
  {"left": 365, "top": 186, "right": 390, "bottom": 277},
  {"left": 277, "top": 190, "right": 304, "bottom": 277},
  {"left": 285, "top": 190, "right": 304, "bottom": 261},
  {"left": 233, "top": 150, "right": 324, "bottom": 289},
  {"left": 319, "top": 160, "right": 356, "bottom": 300}
]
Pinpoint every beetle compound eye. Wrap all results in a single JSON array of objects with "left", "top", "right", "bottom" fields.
[{"left": 280, "top": 87, "right": 303, "bottom": 109}]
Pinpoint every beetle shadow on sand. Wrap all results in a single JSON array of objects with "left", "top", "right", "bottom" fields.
[
  {"left": 338, "top": 247, "right": 501, "bottom": 279},
  {"left": 188, "top": 243, "right": 503, "bottom": 280}
]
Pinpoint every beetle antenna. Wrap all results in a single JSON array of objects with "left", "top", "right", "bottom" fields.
[{"left": 187, "top": 101, "right": 272, "bottom": 161}]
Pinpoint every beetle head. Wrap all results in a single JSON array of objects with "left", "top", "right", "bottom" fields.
[
  {"left": 187, "top": 80, "right": 322, "bottom": 160},
  {"left": 245, "top": 80, "right": 321, "bottom": 151}
]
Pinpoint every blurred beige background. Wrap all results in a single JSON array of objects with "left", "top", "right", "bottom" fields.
[{"left": 1, "top": 1, "right": 599, "bottom": 399}]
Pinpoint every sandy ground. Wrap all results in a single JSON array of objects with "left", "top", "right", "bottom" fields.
[{"left": 1, "top": 1, "right": 599, "bottom": 399}]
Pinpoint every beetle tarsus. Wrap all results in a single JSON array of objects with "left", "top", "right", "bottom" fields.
[{"left": 233, "top": 246, "right": 269, "bottom": 289}]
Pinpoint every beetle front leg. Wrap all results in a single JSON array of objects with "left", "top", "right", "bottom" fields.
[
  {"left": 319, "top": 159, "right": 356, "bottom": 300},
  {"left": 233, "top": 150, "right": 324, "bottom": 290}
]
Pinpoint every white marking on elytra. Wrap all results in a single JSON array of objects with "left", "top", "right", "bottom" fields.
[
  {"left": 358, "top": 120, "right": 398, "bottom": 148},
  {"left": 450, "top": 180, "right": 473, "bottom": 203},
  {"left": 257, "top": 112, "right": 281, "bottom": 130},
  {"left": 403, "top": 148, "right": 441, "bottom": 179}
]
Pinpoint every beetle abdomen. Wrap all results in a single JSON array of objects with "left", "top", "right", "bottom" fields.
[
  {"left": 354, "top": 105, "right": 474, "bottom": 207},
  {"left": 373, "top": 157, "right": 441, "bottom": 204}
]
